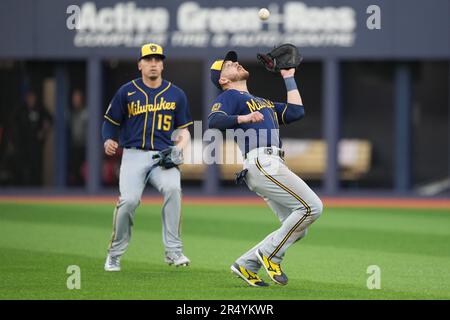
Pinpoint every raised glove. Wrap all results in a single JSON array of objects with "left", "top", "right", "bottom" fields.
[
  {"left": 153, "top": 146, "right": 183, "bottom": 169},
  {"left": 257, "top": 43, "right": 303, "bottom": 73}
]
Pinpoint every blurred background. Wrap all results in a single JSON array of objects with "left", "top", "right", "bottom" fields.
[{"left": 0, "top": 0, "right": 448, "bottom": 197}]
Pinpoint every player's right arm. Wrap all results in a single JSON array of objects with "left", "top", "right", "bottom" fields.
[
  {"left": 208, "top": 92, "right": 263, "bottom": 130},
  {"left": 102, "top": 87, "right": 126, "bottom": 156},
  {"left": 104, "top": 138, "right": 118, "bottom": 156}
]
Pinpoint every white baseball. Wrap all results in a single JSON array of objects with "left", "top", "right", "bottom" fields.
[{"left": 258, "top": 8, "right": 270, "bottom": 20}]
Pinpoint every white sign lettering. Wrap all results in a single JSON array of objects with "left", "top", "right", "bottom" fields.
[{"left": 69, "top": 1, "right": 357, "bottom": 48}]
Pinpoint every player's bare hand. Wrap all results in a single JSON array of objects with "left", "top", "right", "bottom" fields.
[
  {"left": 281, "top": 68, "right": 295, "bottom": 78},
  {"left": 238, "top": 111, "right": 264, "bottom": 124},
  {"left": 104, "top": 139, "right": 118, "bottom": 156}
]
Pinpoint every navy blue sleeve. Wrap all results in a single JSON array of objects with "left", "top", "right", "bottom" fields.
[
  {"left": 208, "top": 112, "right": 239, "bottom": 130},
  {"left": 274, "top": 102, "right": 305, "bottom": 125},
  {"left": 102, "top": 120, "right": 120, "bottom": 142},
  {"left": 208, "top": 91, "right": 238, "bottom": 117},
  {"left": 104, "top": 87, "right": 125, "bottom": 126},
  {"left": 174, "top": 90, "right": 193, "bottom": 129}
]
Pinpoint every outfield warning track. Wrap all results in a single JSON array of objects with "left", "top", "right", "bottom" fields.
[{"left": 0, "top": 196, "right": 450, "bottom": 209}]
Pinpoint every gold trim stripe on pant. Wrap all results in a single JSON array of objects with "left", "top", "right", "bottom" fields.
[
  {"left": 255, "top": 158, "right": 311, "bottom": 260},
  {"left": 108, "top": 206, "right": 119, "bottom": 250}
]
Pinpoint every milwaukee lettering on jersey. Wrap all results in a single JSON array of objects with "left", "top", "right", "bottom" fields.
[
  {"left": 246, "top": 98, "right": 275, "bottom": 113},
  {"left": 127, "top": 98, "right": 177, "bottom": 117}
]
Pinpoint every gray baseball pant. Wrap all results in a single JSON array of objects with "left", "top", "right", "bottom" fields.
[
  {"left": 107, "top": 148, "right": 183, "bottom": 257},
  {"left": 236, "top": 150, "right": 323, "bottom": 273}
]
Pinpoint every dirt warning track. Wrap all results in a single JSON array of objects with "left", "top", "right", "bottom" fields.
[{"left": 1, "top": 195, "right": 450, "bottom": 209}]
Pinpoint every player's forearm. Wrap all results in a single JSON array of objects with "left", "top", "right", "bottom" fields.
[
  {"left": 208, "top": 113, "right": 238, "bottom": 130},
  {"left": 102, "top": 120, "right": 119, "bottom": 142},
  {"left": 284, "top": 76, "right": 303, "bottom": 106},
  {"left": 174, "top": 128, "right": 191, "bottom": 150}
]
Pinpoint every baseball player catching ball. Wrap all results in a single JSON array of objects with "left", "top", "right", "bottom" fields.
[
  {"left": 208, "top": 49, "right": 323, "bottom": 286},
  {"left": 102, "top": 43, "right": 193, "bottom": 271}
]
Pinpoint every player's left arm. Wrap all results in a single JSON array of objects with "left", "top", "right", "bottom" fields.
[
  {"left": 172, "top": 90, "right": 193, "bottom": 152},
  {"left": 274, "top": 68, "right": 305, "bottom": 125},
  {"left": 173, "top": 128, "right": 190, "bottom": 151},
  {"left": 281, "top": 68, "right": 303, "bottom": 105},
  {"left": 173, "top": 90, "right": 193, "bottom": 129}
]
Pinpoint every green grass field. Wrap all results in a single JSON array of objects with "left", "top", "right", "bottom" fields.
[{"left": 0, "top": 201, "right": 449, "bottom": 299}]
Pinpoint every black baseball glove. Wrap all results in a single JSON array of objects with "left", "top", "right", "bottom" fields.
[
  {"left": 153, "top": 146, "right": 183, "bottom": 169},
  {"left": 257, "top": 43, "right": 303, "bottom": 73},
  {"left": 235, "top": 169, "right": 248, "bottom": 185}
]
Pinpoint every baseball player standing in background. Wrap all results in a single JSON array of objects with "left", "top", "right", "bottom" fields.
[
  {"left": 208, "top": 50, "right": 323, "bottom": 287},
  {"left": 102, "top": 43, "right": 193, "bottom": 271}
]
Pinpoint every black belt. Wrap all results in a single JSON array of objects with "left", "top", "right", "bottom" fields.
[
  {"left": 245, "top": 147, "right": 285, "bottom": 159},
  {"left": 125, "top": 147, "right": 158, "bottom": 151}
]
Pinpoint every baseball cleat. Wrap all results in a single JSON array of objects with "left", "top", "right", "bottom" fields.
[
  {"left": 255, "top": 249, "right": 288, "bottom": 285},
  {"left": 104, "top": 254, "right": 121, "bottom": 272},
  {"left": 230, "top": 263, "right": 269, "bottom": 287},
  {"left": 165, "top": 252, "right": 190, "bottom": 267}
]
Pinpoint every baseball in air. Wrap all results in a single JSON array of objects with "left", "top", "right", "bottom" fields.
[{"left": 258, "top": 8, "right": 270, "bottom": 20}]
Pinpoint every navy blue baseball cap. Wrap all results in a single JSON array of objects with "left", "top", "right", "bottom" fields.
[{"left": 210, "top": 51, "right": 238, "bottom": 90}]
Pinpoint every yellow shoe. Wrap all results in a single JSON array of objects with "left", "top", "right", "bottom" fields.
[
  {"left": 230, "top": 263, "right": 269, "bottom": 287},
  {"left": 255, "top": 249, "right": 288, "bottom": 285}
]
